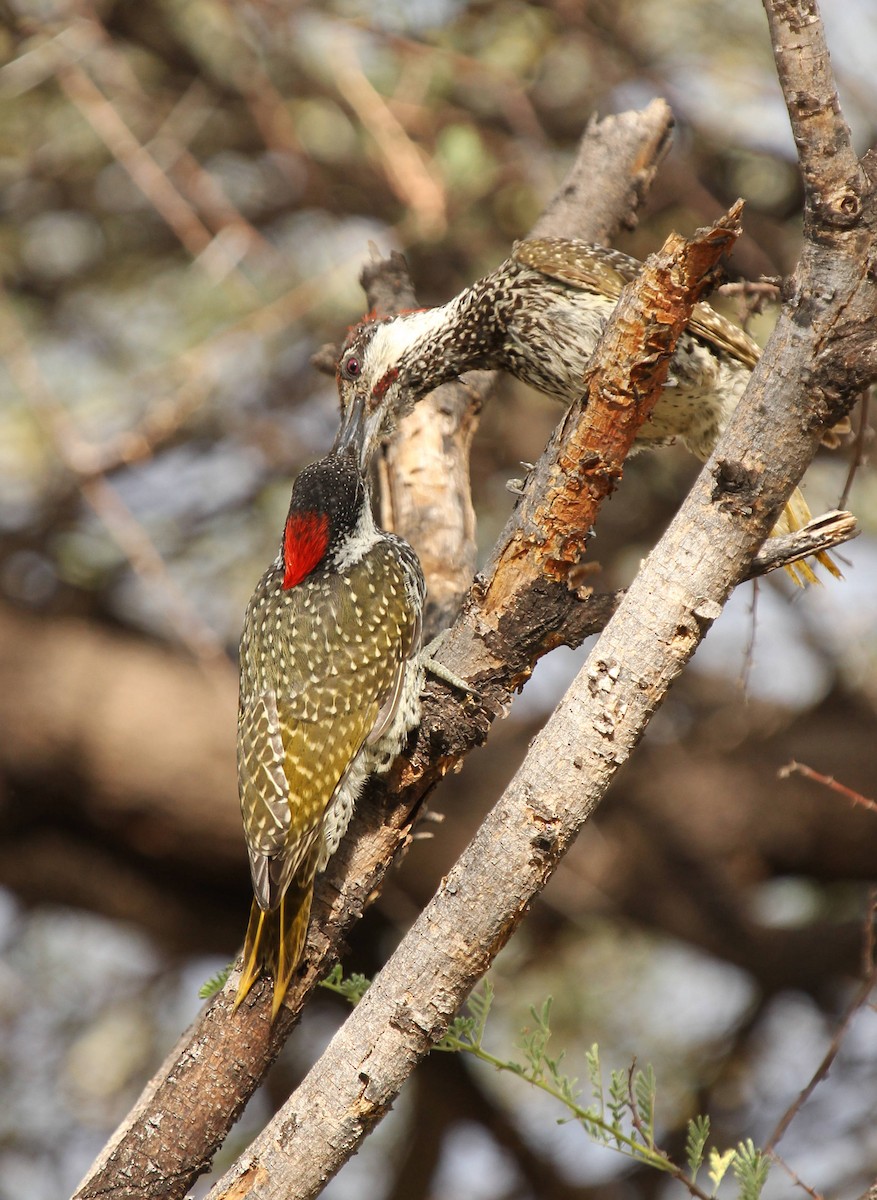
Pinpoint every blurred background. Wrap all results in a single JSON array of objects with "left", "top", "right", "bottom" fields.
[{"left": 1, "top": 1, "right": 876, "bottom": 1197}]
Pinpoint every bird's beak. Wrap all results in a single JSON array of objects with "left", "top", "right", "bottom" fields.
[
  {"left": 332, "top": 388, "right": 388, "bottom": 472},
  {"left": 332, "top": 389, "right": 367, "bottom": 467}
]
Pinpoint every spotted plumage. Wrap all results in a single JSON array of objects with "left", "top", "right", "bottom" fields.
[
  {"left": 235, "top": 449, "right": 425, "bottom": 1018},
  {"left": 334, "top": 238, "right": 839, "bottom": 585}
]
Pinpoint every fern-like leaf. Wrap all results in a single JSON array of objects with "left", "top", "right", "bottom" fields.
[
  {"left": 198, "top": 963, "right": 232, "bottom": 999},
  {"left": 733, "top": 1139, "right": 770, "bottom": 1200},
  {"left": 585, "top": 1044, "right": 603, "bottom": 1111},
  {"left": 685, "top": 1114, "right": 710, "bottom": 1179},
  {"left": 608, "top": 1068, "right": 628, "bottom": 1142},
  {"left": 467, "top": 981, "right": 494, "bottom": 1046},
  {"left": 633, "top": 1064, "right": 656, "bottom": 1147},
  {"left": 319, "top": 964, "right": 372, "bottom": 1005}
]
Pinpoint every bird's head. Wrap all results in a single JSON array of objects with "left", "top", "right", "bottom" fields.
[
  {"left": 281, "top": 450, "right": 368, "bottom": 589},
  {"left": 332, "top": 306, "right": 450, "bottom": 468},
  {"left": 332, "top": 318, "right": 397, "bottom": 469}
]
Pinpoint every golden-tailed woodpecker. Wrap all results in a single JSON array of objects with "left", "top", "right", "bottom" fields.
[
  {"left": 334, "top": 237, "right": 840, "bottom": 585},
  {"left": 235, "top": 446, "right": 425, "bottom": 1018}
]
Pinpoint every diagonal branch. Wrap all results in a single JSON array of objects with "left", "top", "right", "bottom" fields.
[
  {"left": 367, "top": 96, "right": 675, "bottom": 634},
  {"left": 763, "top": 0, "right": 863, "bottom": 226}
]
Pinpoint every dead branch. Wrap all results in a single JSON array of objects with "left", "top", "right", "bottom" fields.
[
  {"left": 764, "top": 891, "right": 877, "bottom": 1154},
  {"left": 368, "top": 96, "right": 675, "bottom": 634}
]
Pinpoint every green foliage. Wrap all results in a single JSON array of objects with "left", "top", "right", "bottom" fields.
[
  {"left": 608, "top": 1067, "right": 629, "bottom": 1145},
  {"left": 321, "top": 967, "right": 773, "bottom": 1200},
  {"left": 686, "top": 1113, "right": 711, "bottom": 1180},
  {"left": 633, "top": 1063, "right": 657, "bottom": 1148},
  {"left": 440, "top": 983, "right": 771, "bottom": 1200},
  {"left": 198, "top": 963, "right": 232, "bottom": 999},
  {"left": 319, "top": 962, "right": 372, "bottom": 1005},
  {"left": 437, "top": 986, "right": 674, "bottom": 1172},
  {"left": 733, "top": 1140, "right": 770, "bottom": 1200}
]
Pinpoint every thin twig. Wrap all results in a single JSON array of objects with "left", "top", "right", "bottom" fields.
[
  {"left": 778, "top": 761, "right": 877, "bottom": 815},
  {"left": 52, "top": 50, "right": 258, "bottom": 292},
  {"left": 839, "top": 388, "right": 871, "bottom": 511},
  {"left": 330, "top": 33, "right": 447, "bottom": 238},
  {"left": 718, "top": 278, "right": 781, "bottom": 334},
  {"left": 74, "top": 2, "right": 272, "bottom": 266},
  {"left": 739, "top": 576, "right": 759, "bottom": 694},
  {"left": 768, "top": 1151, "right": 826, "bottom": 1200},
  {"left": 764, "top": 892, "right": 877, "bottom": 1152}
]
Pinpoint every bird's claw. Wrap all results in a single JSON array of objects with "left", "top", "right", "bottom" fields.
[{"left": 422, "top": 631, "right": 478, "bottom": 697}]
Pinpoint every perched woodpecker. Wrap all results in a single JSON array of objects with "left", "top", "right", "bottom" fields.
[
  {"left": 335, "top": 237, "right": 840, "bottom": 585},
  {"left": 235, "top": 446, "right": 425, "bottom": 1018}
]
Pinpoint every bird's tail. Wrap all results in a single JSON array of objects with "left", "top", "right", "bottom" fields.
[
  {"left": 234, "top": 877, "right": 314, "bottom": 1020},
  {"left": 775, "top": 486, "right": 843, "bottom": 586}
]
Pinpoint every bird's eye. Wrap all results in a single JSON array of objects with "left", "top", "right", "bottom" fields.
[{"left": 343, "top": 355, "right": 361, "bottom": 379}]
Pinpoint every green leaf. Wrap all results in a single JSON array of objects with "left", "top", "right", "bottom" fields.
[
  {"left": 557, "top": 1072, "right": 579, "bottom": 1107},
  {"left": 439, "top": 1015, "right": 472, "bottom": 1048},
  {"left": 198, "top": 963, "right": 232, "bottom": 999},
  {"left": 633, "top": 1065, "right": 656, "bottom": 1147},
  {"left": 435, "top": 982, "right": 498, "bottom": 1052},
  {"left": 733, "top": 1139, "right": 770, "bottom": 1200},
  {"left": 585, "top": 1044, "right": 603, "bottom": 1110},
  {"left": 520, "top": 997, "right": 554, "bottom": 1078},
  {"left": 321, "top": 963, "right": 343, "bottom": 989},
  {"left": 608, "top": 1069, "right": 628, "bottom": 1142},
  {"left": 685, "top": 1114, "right": 710, "bottom": 1179},
  {"left": 467, "top": 981, "right": 494, "bottom": 1045},
  {"left": 340, "top": 972, "right": 371, "bottom": 1004},
  {"left": 319, "top": 964, "right": 371, "bottom": 1005}
]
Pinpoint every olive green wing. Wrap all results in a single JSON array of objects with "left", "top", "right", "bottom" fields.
[
  {"left": 238, "top": 680, "right": 382, "bottom": 910},
  {"left": 238, "top": 546, "right": 422, "bottom": 911}
]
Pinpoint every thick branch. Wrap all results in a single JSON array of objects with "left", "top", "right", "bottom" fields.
[{"left": 763, "top": 0, "right": 863, "bottom": 229}]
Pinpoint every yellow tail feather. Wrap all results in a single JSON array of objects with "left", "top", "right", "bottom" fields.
[
  {"left": 776, "top": 486, "right": 843, "bottom": 587},
  {"left": 234, "top": 879, "right": 315, "bottom": 1020}
]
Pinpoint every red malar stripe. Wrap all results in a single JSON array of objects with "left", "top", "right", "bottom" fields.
[{"left": 283, "top": 511, "right": 329, "bottom": 589}]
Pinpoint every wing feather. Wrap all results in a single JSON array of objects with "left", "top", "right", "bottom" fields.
[
  {"left": 513, "top": 237, "right": 762, "bottom": 369},
  {"left": 237, "top": 541, "right": 423, "bottom": 912}
]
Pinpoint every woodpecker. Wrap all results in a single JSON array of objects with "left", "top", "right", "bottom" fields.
[
  {"left": 334, "top": 237, "right": 840, "bottom": 585},
  {"left": 235, "top": 446, "right": 425, "bottom": 1019}
]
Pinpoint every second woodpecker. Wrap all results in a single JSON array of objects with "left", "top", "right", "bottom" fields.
[
  {"left": 334, "top": 237, "right": 840, "bottom": 584},
  {"left": 235, "top": 438, "right": 425, "bottom": 1019}
]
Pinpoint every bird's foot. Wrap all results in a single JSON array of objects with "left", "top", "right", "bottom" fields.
[{"left": 422, "top": 631, "right": 477, "bottom": 696}]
